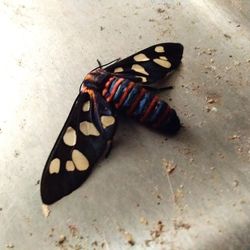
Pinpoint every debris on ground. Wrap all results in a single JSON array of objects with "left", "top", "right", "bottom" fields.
[
  {"left": 233, "top": 180, "right": 239, "bottom": 187},
  {"left": 173, "top": 220, "right": 191, "bottom": 230},
  {"left": 119, "top": 228, "right": 135, "bottom": 246},
  {"left": 224, "top": 33, "right": 231, "bottom": 39},
  {"left": 145, "top": 221, "right": 165, "bottom": 246},
  {"left": 197, "top": 48, "right": 217, "bottom": 56},
  {"left": 48, "top": 228, "right": 54, "bottom": 238},
  {"left": 57, "top": 235, "right": 66, "bottom": 245},
  {"left": 42, "top": 204, "right": 50, "bottom": 218},
  {"left": 68, "top": 224, "right": 79, "bottom": 237},
  {"left": 150, "top": 221, "right": 164, "bottom": 239},
  {"left": 140, "top": 217, "right": 149, "bottom": 225},
  {"left": 174, "top": 188, "right": 184, "bottom": 203},
  {"left": 206, "top": 106, "right": 218, "bottom": 112},
  {"left": 157, "top": 8, "right": 165, "bottom": 13},
  {"left": 125, "top": 231, "right": 135, "bottom": 246},
  {"left": 6, "top": 243, "right": 14, "bottom": 249},
  {"left": 163, "top": 160, "right": 176, "bottom": 174},
  {"left": 228, "top": 134, "right": 240, "bottom": 140},
  {"left": 206, "top": 97, "right": 216, "bottom": 104}
]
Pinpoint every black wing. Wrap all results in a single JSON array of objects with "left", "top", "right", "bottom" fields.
[
  {"left": 105, "top": 43, "right": 184, "bottom": 85},
  {"left": 40, "top": 89, "right": 116, "bottom": 204}
]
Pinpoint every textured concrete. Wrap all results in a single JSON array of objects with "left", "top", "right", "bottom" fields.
[{"left": 0, "top": 0, "right": 250, "bottom": 249}]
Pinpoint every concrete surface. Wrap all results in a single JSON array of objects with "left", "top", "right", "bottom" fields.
[{"left": 0, "top": 0, "right": 250, "bottom": 249}]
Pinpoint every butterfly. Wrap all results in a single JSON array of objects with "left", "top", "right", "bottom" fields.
[{"left": 40, "top": 43, "right": 184, "bottom": 204}]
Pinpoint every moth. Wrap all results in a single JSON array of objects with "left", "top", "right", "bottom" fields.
[{"left": 41, "top": 43, "right": 184, "bottom": 204}]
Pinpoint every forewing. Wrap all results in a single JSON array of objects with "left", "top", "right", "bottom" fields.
[
  {"left": 105, "top": 43, "right": 184, "bottom": 85},
  {"left": 40, "top": 90, "right": 116, "bottom": 204}
]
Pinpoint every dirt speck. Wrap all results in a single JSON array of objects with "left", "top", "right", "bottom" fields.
[
  {"left": 58, "top": 235, "right": 66, "bottom": 245},
  {"left": 68, "top": 224, "right": 79, "bottom": 237},
  {"left": 6, "top": 243, "right": 14, "bottom": 248},
  {"left": 140, "top": 217, "right": 149, "bottom": 225},
  {"left": 233, "top": 180, "right": 239, "bottom": 187},
  {"left": 157, "top": 8, "right": 165, "bottom": 13},
  {"left": 224, "top": 33, "right": 231, "bottom": 39},
  {"left": 91, "top": 241, "right": 98, "bottom": 246},
  {"left": 119, "top": 228, "right": 135, "bottom": 246},
  {"left": 151, "top": 221, "right": 164, "bottom": 239},
  {"left": 174, "top": 220, "right": 191, "bottom": 230},
  {"left": 14, "top": 150, "right": 20, "bottom": 158},
  {"left": 206, "top": 98, "right": 216, "bottom": 104},
  {"left": 163, "top": 160, "right": 176, "bottom": 174},
  {"left": 42, "top": 204, "right": 50, "bottom": 218},
  {"left": 145, "top": 220, "right": 165, "bottom": 246},
  {"left": 125, "top": 232, "right": 135, "bottom": 246},
  {"left": 228, "top": 134, "right": 240, "bottom": 140}
]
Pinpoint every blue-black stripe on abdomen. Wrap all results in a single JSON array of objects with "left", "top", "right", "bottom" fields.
[
  {"left": 113, "top": 79, "right": 130, "bottom": 103},
  {"left": 122, "top": 85, "right": 140, "bottom": 109},
  {"left": 133, "top": 92, "right": 153, "bottom": 118},
  {"left": 146, "top": 101, "right": 166, "bottom": 123}
]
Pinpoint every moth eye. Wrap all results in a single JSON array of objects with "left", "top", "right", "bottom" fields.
[
  {"left": 136, "top": 76, "right": 147, "bottom": 83},
  {"left": 72, "top": 150, "right": 89, "bottom": 171},
  {"left": 133, "top": 53, "right": 150, "bottom": 62},
  {"left": 49, "top": 158, "right": 60, "bottom": 174},
  {"left": 101, "top": 116, "right": 115, "bottom": 128},
  {"left": 153, "top": 58, "right": 171, "bottom": 68},
  {"left": 131, "top": 64, "right": 149, "bottom": 75},
  {"left": 65, "top": 160, "right": 75, "bottom": 172},
  {"left": 82, "top": 101, "right": 90, "bottom": 112},
  {"left": 154, "top": 46, "right": 165, "bottom": 53},
  {"left": 63, "top": 127, "right": 77, "bottom": 146},
  {"left": 79, "top": 121, "right": 100, "bottom": 136},
  {"left": 114, "top": 67, "right": 124, "bottom": 73}
]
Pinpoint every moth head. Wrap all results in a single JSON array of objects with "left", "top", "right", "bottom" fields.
[{"left": 83, "top": 69, "right": 110, "bottom": 90}]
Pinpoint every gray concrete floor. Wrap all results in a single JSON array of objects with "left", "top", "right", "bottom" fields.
[{"left": 0, "top": 0, "right": 250, "bottom": 249}]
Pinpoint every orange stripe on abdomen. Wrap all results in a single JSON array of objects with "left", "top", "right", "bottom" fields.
[
  {"left": 140, "top": 96, "right": 159, "bottom": 123},
  {"left": 153, "top": 105, "right": 171, "bottom": 128},
  {"left": 106, "top": 78, "right": 124, "bottom": 102},
  {"left": 102, "top": 76, "right": 115, "bottom": 97},
  {"left": 127, "top": 88, "right": 147, "bottom": 116}
]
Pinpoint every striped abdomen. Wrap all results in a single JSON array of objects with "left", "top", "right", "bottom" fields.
[{"left": 102, "top": 76, "right": 180, "bottom": 134}]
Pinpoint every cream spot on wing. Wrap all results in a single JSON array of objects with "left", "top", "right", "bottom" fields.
[
  {"left": 133, "top": 53, "right": 150, "bottom": 62},
  {"left": 82, "top": 101, "right": 90, "bottom": 112},
  {"left": 49, "top": 158, "right": 60, "bottom": 174},
  {"left": 114, "top": 67, "right": 124, "bottom": 73},
  {"left": 65, "top": 160, "right": 75, "bottom": 171},
  {"left": 63, "top": 127, "right": 76, "bottom": 146},
  {"left": 155, "top": 46, "right": 165, "bottom": 53},
  {"left": 153, "top": 58, "right": 171, "bottom": 68},
  {"left": 72, "top": 150, "right": 89, "bottom": 171},
  {"left": 159, "top": 56, "right": 168, "bottom": 60},
  {"left": 79, "top": 121, "right": 100, "bottom": 136},
  {"left": 136, "top": 76, "right": 147, "bottom": 83},
  {"left": 101, "top": 116, "right": 115, "bottom": 129},
  {"left": 131, "top": 64, "right": 149, "bottom": 75}
]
